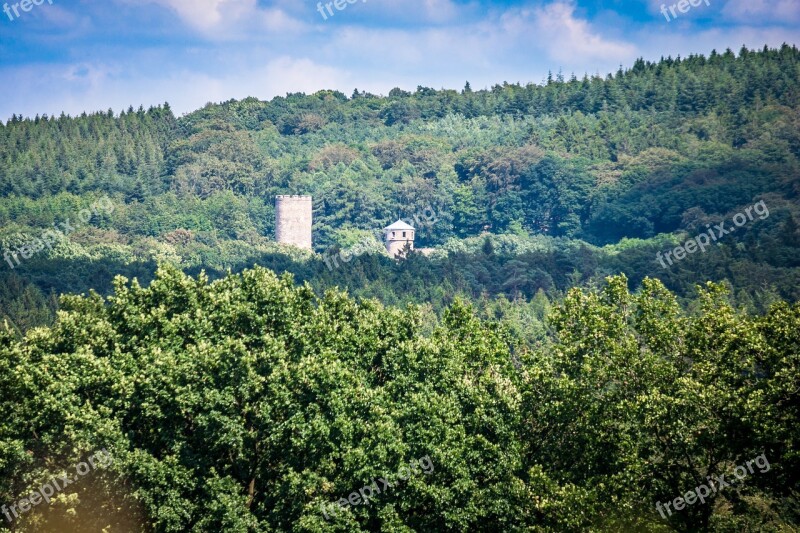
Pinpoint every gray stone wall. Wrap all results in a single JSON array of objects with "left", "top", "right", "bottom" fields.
[{"left": 275, "top": 195, "right": 312, "bottom": 250}]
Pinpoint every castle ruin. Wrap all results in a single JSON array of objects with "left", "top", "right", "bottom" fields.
[{"left": 275, "top": 195, "right": 313, "bottom": 250}]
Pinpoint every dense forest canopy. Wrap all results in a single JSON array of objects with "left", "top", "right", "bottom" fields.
[{"left": 0, "top": 267, "right": 798, "bottom": 531}]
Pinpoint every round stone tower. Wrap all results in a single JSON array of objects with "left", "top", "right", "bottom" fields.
[
  {"left": 383, "top": 219, "right": 415, "bottom": 258},
  {"left": 275, "top": 195, "right": 313, "bottom": 250}
]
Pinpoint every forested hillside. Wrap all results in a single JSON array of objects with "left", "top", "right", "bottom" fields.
[{"left": 1, "top": 44, "right": 799, "bottom": 332}]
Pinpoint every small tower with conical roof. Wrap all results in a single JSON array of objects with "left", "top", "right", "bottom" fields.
[{"left": 383, "top": 220, "right": 415, "bottom": 258}]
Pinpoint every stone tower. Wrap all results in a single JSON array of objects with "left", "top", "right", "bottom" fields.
[
  {"left": 275, "top": 195, "right": 312, "bottom": 250},
  {"left": 383, "top": 220, "right": 415, "bottom": 258}
]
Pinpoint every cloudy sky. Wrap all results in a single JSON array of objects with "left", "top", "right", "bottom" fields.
[{"left": 0, "top": 0, "right": 798, "bottom": 120}]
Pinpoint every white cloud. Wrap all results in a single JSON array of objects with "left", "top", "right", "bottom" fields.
[
  {"left": 365, "top": 0, "right": 465, "bottom": 24},
  {"left": 502, "top": 2, "right": 637, "bottom": 63},
  {"left": 116, "top": 0, "right": 307, "bottom": 37},
  {"left": 321, "top": 1, "right": 637, "bottom": 73},
  {"left": 155, "top": 0, "right": 237, "bottom": 30},
  {"left": 721, "top": 0, "right": 800, "bottom": 25}
]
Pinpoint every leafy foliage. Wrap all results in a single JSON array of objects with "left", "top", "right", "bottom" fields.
[{"left": 0, "top": 268, "right": 797, "bottom": 531}]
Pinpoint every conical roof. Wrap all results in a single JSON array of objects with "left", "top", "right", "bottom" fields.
[{"left": 384, "top": 219, "right": 415, "bottom": 231}]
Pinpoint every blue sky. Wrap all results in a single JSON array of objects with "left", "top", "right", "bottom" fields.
[{"left": 0, "top": 0, "right": 797, "bottom": 121}]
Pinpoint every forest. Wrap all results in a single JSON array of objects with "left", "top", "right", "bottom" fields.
[
  {"left": 0, "top": 268, "right": 798, "bottom": 531},
  {"left": 0, "top": 44, "right": 799, "bottom": 531}
]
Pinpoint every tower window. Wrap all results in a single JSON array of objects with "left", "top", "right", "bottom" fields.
[
  {"left": 392, "top": 232, "right": 395, "bottom": 237},
  {"left": 402, "top": 232, "right": 406, "bottom": 237}
]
